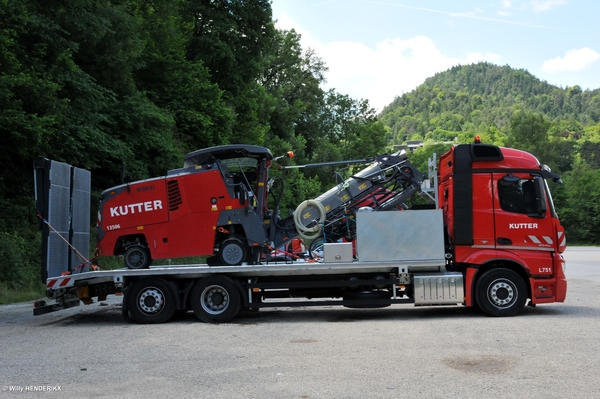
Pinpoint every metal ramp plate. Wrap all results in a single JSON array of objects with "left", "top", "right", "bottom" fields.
[{"left": 35, "top": 159, "right": 91, "bottom": 279}]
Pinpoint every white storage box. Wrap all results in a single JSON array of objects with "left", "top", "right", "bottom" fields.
[{"left": 323, "top": 243, "right": 353, "bottom": 263}]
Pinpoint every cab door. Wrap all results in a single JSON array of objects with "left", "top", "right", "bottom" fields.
[
  {"left": 493, "top": 173, "right": 554, "bottom": 251},
  {"left": 471, "top": 173, "right": 495, "bottom": 248}
]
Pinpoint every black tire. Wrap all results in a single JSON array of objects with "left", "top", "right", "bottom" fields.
[
  {"left": 475, "top": 268, "right": 527, "bottom": 317},
  {"left": 127, "top": 278, "right": 176, "bottom": 323},
  {"left": 343, "top": 290, "right": 392, "bottom": 308},
  {"left": 124, "top": 246, "right": 151, "bottom": 269},
  {"left": 219, "top": 239, "right": 247, "bottom": 266},
  {"left": 190, "top": 276, "right": 241, "bottom": 323}
]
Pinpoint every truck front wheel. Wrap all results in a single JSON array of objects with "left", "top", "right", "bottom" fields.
[
  {"left": 475, "top": 268, "right": 527, "bottom": 317},
  {"left": 127, "top": 277, "right": 176, "bottom": 323},
  {"left": 190, "top": 276, "right": 241, "bottom": 323}
]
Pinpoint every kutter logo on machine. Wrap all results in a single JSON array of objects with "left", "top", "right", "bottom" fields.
[{"left": 110, "top": 200, "right": 163, "bottom": 217}]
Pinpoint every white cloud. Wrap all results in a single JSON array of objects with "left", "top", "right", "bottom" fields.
[
  {"left": 542, "top": 48, "right": 600, "bottom": 72},
  {"left": 530, "top": 0, "right": 567, "bottom": 13},
  {"left": 274, "top": 12, "right": 300, "bottom": 32},
  {"left": 275, "top": 13, "right": 501, "bottom": 111}
]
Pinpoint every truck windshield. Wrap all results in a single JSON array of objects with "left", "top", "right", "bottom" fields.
[{"left": 221, "top": 157, "right": 258, "bottom": 173}]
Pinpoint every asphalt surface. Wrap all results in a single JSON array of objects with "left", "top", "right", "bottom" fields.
[{"left": 0, "top": 247, "right": 598, "bottom": 398}]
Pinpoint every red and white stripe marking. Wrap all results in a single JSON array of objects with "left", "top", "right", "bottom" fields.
[
  {"left": 558, "top": 231, "right": 566, "bottom": 247},
  {"left": 528, "top": 235, "right": 553, "bottom": 245},
  {"left": 46, "top": 277, "right": 73, "bottom": 289}
]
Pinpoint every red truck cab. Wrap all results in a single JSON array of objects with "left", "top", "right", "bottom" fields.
[{"left": 438, "top": 141, "right": 567, "bottom": 315}]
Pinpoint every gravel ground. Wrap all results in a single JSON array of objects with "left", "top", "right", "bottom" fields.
[{"left": 0, "top": 247, "right": 598, "bottom": 398}]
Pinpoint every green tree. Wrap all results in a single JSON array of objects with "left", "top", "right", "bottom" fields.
[
  {"left": 560, "top": 158, "right": 600, "bottom": 243},
  {"left": 260, "top": 29, "right": 327, "bottom": 161},
  {"left": 134, "top": 0, "right": 233, "bottom": 152},
  {"left": 182, "top": 0, "right": 274, "bottom": 144},
  {"left": 321, "top": 90, "right": 386, "bottom": 161}
]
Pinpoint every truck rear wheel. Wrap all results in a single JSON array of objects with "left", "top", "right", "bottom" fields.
[
  {"left": 127, "top": 277, "right": 176, "bottom": 323},
  {"left": 190, "top": 276, "right": 241, "bottom": 323},
  {"left": 124, "top": 246, "right": 151, "bottom": 269},
  {"left": 475, "top": 268, "right": 527, "bottom": 317}
]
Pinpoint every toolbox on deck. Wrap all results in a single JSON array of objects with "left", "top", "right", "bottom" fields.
[{"left": 323, "top": 243, "right": 353, "bottom": 263}]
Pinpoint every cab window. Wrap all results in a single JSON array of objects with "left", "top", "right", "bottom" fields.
[{"left": 498, "top": 177, "right": 537, "bottom": 215}]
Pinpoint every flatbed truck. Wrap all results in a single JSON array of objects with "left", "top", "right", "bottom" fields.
[{"left": 33, "top": 140, "right": 567, "bottom": 323}]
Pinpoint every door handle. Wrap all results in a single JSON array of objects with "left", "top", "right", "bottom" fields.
[{"left": 497, "top": 237, "right": 512, "bottom": 245}]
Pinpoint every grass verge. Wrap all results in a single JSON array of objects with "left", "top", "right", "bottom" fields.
[{"left": 0, "top": 282, "right": 46, "bottom": 305}]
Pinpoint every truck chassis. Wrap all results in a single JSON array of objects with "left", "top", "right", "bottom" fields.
[{"left": 35, "top": 258, "right": 467, "bottom": 323}]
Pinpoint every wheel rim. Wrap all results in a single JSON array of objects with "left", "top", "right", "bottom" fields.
[
  {"left": 201, "top": 285, "right": 229, "bottom": 315},
  {"left": 487, "top": 278, "right": 517, "bottom": 309},
  {"left": 137, "top": 287, "right": 165, "bottom": 314},
  {"left": 221, "top": 242, "right": 244, "bottom": 265}
]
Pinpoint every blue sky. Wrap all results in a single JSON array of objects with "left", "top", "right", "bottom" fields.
[{"left": 271, "top": 0, "right": 600, "bottom": 111}]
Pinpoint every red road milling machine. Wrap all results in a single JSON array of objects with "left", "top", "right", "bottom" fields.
[
  {"left": 96, "top": 144, "right": 424, "bottom": 268},
  {"left": 34, "top": 139, "right": 567, "bottom": 323}
]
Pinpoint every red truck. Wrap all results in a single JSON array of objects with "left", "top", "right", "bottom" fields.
[
  {"left": 35, "top": 139, "right": 566, "bottom": 322},
  {"left": 437, "top": 142, "right": 566, "bottom": 315}
]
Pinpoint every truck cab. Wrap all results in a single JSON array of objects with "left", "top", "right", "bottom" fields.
[{"left": 438, "top": 142, "right": 567, "bottom": 315}]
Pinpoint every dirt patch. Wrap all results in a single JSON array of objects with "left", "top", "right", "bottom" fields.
[{"left": 443, "top": 355, "right": 519, "bottom": 374}]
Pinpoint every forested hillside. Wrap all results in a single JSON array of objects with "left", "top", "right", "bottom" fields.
[
  {"left": 1, "top": 1, "right": 599, "bottom": 302},
  {"left": 381, "top": 62, "right": 600, "bottom": 144},
  {"left": 380, "top": 62, "right": 600, "bottom": 246}
]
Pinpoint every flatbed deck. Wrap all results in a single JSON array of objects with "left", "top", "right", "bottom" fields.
[{"left": 46, "top": 258, "right": 446, "bottom": 289}]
